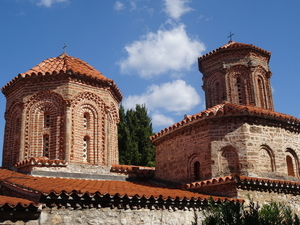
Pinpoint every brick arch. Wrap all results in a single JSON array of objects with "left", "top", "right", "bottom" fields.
[
  {"left": 254, "top": 67, "right": 268, "bottom": 108},
  {"left": 258, "top": 145, "right": 275, "bottom": 172},
  {"left": 219, "top": 146, "right": 240, "bottom": 175},
  {"left": 105, "top": 104, "right": 119, "bottom": 165},
  {"left": 188, "top": 154, "right": 202, "bottom": 181},
  {"left": 205, "top": 72, "right": 225, "bottom": 107},
  {"left": 71, "top": 92, "right": 106, "bottom": 165},
  {"left": 2, "top": 99, "right": 23, "bottom": 168},
  {"left": 285, "top": 148, "right": 300, "bottom": 177},
  {"left": 24, "top": 91, "right": 65, "bottom": 160},
  {"left": 226, "top": 66, "right": 253, "bottom": 105}
]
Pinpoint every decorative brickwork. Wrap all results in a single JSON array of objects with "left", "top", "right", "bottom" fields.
[
  {"left": 1, "top": 53, "right": 122, "bottom": 171},
  {"left": 153, "top": 41, "right": 300, "bottom": 185},
  {"left": 199, "top": 41, "right": 274, "bottom": 110}
]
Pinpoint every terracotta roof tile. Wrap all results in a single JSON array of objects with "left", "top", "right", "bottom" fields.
[
  {"left": 15, "top": 157, "right": 68, "bottom": 168},
  {"left": 151, "top": 102, "right": 300, "bottom": 141},
  {"left": 199, "top": 40, "right": 271, "bottom": 60},
  {"left": 21, "top": 53, "right": 109, "bottom": 80},
  {"left": 111, "top": 164, "right": 155, "bottom": 178},
  {"left": 182, "top": 174, "right": 300, "bottom": 190},
  {"left": 0, "top": 196, "right": 39, "bottom": 209},
  {"left": 2, "top": 53, "right": 123, "bottom": 102},
  {"left": 0, "top": 169, "right": 232, "bottom": 202}
]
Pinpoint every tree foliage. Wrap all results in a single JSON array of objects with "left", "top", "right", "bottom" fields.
[
  {"left": 118, "top": 104, "right": 155, "bottom": 167},
  {"left": 203, "top": 196, "right": 300, "bottom": 225}
]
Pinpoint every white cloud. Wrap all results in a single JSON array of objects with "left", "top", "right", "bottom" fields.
[
  {"left": 114, "top": 1, "right": 125, "bottom": 11},
  {"left": 152, "top": 113, "right": 175, "bottom": 127},
  {"left": 163, "top": 0, "right": 193, "bottom": 20},
  {"left": 118, "top": 23, "right": 205, "bottom": 78},
  {"left": 37, "top": 0, "right": 68, "bottom": 7},
  {"left": 123, "top": 79, "right": 201, "bottom": 113}
]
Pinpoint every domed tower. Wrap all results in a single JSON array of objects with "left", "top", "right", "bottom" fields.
[
  {"left": 198, "top": 40, "right": 274, "bottom": 110},
  {"left": 2, "top": 53, "right": 122, "bottom": 171}
]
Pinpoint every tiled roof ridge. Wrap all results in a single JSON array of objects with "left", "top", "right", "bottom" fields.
[
  {"left": 111, "top": 164, "right": 155, "bottom": 172},
  {"left": 15, "top": 157, "right": 68, "bottom": 168},
  {"left": 111, "top": 164, "right": 155, "bottom": 178},
  {"left": 182, "top": 174, "right": 300, "bottom": 190},
  {"left": 199, "top": 40, "right": 271, "bottom": 60},
  {"left": 150, "top": 102, "right": 300, "bottom": 141}
]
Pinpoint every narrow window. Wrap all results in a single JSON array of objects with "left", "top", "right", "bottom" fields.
[
  {"left": 286, "top": 155, "right": 295, "bottom": 176},
  {"left": 236, "top": 77, "right": 243, "bottom": 104},
  {"left": 194, "top": 161, "right": 201, "bottom": 181},
  {"left": 43, "top": 134, "right": 50, "bottom": 158},
  {"left": 215, "top": 82, "right": 220, "bottom": 105},
  {"left": 83, "top": 113, "right": 89, "bottom": 129},
  {"left": 44, "top": 112, "right": 50, "bottom": 127},
  {"left": 258, "top": 78, "right": 265, "bottom": 108},
  {"left": 83, "top": 136, "right": 89, "bottom": 162}
]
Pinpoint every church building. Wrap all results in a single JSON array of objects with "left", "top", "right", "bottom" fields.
[{"left": 1, "top": 40, "right": 300, "bottom": 224}]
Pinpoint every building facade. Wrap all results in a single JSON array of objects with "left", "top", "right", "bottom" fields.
[
  {"left": 2, "top": 53, "right": 122, "bottom": 172},
  {"left": 152, "top": 41, "right": 300, "bottom": 184}
]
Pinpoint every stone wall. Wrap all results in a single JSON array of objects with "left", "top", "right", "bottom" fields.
[
  {"left": 154, "top": 115, "right": 300, "bottom": 184},
  {"left": 238, "top": 189, "right": 300, "bottom": 214},
  {"left": 1, "top": 208, "right": 204, "bottom": 225}
]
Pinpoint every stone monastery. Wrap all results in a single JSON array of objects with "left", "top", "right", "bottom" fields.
[{"left": 0, "top": 40, "right": 300, "bottom": 224}]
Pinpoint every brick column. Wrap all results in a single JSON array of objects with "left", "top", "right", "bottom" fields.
[{"left": 64, "top": 100, "right": 72, "bottom": 162}]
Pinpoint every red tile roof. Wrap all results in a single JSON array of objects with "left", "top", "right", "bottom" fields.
[
  {"left": 111, "top": 164, "right": 155, "bottom": 178},
  {"left": 182, "top": 174, "right": 300, "bottom": 190},
  {"left": 2, "top": 53, "right": 123, "bottom": 102},
  {"left": 151, "top": 102, "right": 300, "bottom": 141},
  {"left": 21, "top": 53, "right": 109, "bottom": 80},
  {"left": 0, "top": 196, "right": 39, "bottom": 209},
  {"left": 0, "top": 169, "right": 232, "bottom": 203},
  {"left": 199, "top": 40, "right": 271, "bottom": 60},
  {"left": 15, "top": 157, "right": 68, "bottom": 168}
]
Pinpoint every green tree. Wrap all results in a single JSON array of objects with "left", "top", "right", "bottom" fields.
[
  {"left": 202, "top": 197, "right": 300, "bottom": 225},
  {"left": 118, "top": 104, "right": 155, "bottom": 167}
]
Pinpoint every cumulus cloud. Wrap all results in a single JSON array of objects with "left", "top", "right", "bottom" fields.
[
  {"left": 114, "top": 1, "right": 125, "bottom": 11},
  {"left": 163, "top": 0, "right": 193, "bottom": 20},
  {"left": 36, "top": 0, "right": 68, "bottom": 7},
  {"left": 118, "top": 23, "right": 205, "bottom": 78},
  {"left": 152, "top": 113, "right": 175, "bottom": 127},
  {"left": 123, "top": 79, "right": 201, "bottom": 113}
]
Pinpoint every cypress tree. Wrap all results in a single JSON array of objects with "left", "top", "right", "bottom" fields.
[{"left": 117, "top": 104, "right": 155, "bottom": 167}]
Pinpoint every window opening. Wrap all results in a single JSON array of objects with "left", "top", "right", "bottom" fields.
[
  {"left": 287, "top": 155, "right": 295, "bottom": 176},
  {"left": 83, "top": 113, "right": 89, "bottom": 129},
  {"left": 194, "top": 161, "right": 200, "bottom": 181},
  {"left": 43, "top": 134, "right": 50, "bottom": 158},
  {"left": 44, "top": 112, "right": 50, "bottom": 127},
  {"left": 237, "top": 78, "right": 242, "bottom": 104},
  {"left": 83, "top": 137, "right": 89, "bottom": 162}
]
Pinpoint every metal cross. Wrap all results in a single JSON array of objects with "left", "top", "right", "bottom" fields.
[
  {"left": 63, "top": 43, "right": 67, "bottom": 53},
  {"left": 227, "top": 31, "right": 234, "bottom": 41}
]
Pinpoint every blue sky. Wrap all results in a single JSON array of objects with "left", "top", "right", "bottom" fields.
[{"left": 1, "top": 0, "right": 300, "bottom": 164}]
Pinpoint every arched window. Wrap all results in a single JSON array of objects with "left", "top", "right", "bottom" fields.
[
  {"left": 43, "top": 134, "right": 50, "bottom": 158},
  {"left": 286, "top": 149, "right": 299, "bottom": 177},
  {"left": 220, "top": 147, "right": 240, "bottom": 174},
  {"left": 194, "top": 161, "right": 201, "bottom": 180},
  {"left": 286, "top": 155, "right": 295, "bottom": 176},
  {"left": 258, "top": 145, "right": 275, "bottom": 172}
]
